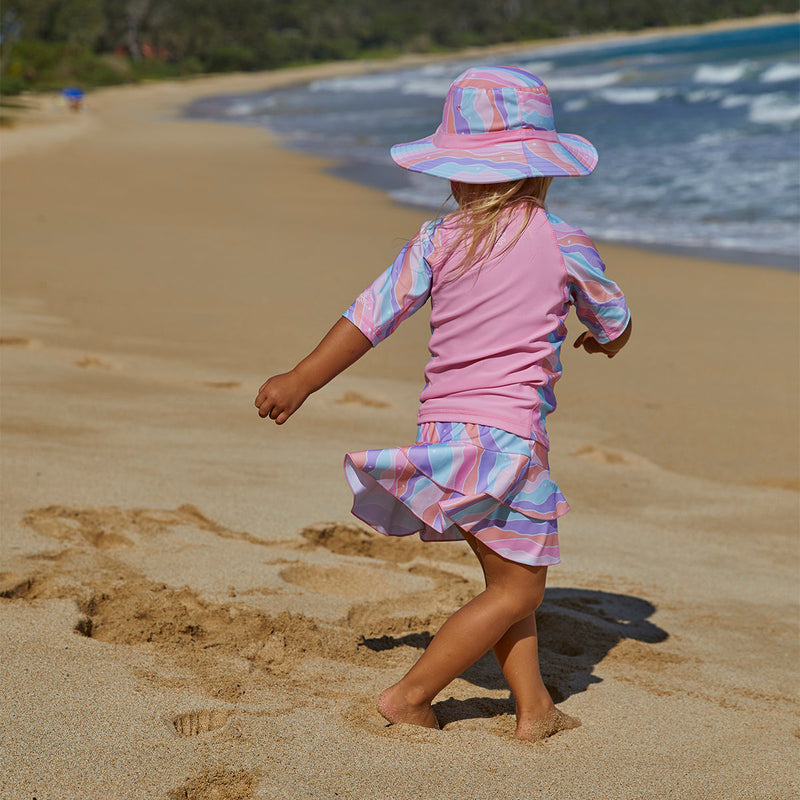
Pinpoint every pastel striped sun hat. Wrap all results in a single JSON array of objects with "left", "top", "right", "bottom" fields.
[{"left": 391, "top": 66, "right": 598, "bottom": 183}]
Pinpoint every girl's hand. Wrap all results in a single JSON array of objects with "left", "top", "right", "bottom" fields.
[
  {"left": 254, "top": 318, "right": 373, "bottom": 425},
  {"left": 573, "top": 318, "right": 632, "bottom": 359},
  {"left": 255, "top": 370, "right": 311, "bottom": 424}
]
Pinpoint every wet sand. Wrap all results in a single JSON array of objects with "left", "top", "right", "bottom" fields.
[{"left": 1, "top": 33, "right": 798, "bottom": 800}]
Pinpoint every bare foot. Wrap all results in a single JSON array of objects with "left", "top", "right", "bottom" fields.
[
  {"left": 515, "top": 708, "right": 581, "bottom": 742},
  {"left": 377, "top": 686, "right": 440, "bottom": 730}
]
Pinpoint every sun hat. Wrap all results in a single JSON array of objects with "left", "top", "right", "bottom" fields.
[{"left": 390, "top": 66, "right": 598, "bottom": 183}]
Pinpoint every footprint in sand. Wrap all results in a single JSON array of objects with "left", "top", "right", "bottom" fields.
[
  {"left": 74, "top": 355, "right": 116, "bottom": 370},
  {"left": 21, "top": 503, "right": 271, "bottom": 550},
  {"left": 166, "top": 768, "right": 257, "bottom": 800},
  {"left": 298, "top": 521, "right": 472, "bottom": 565},
  {"left": 203, "top": 380, "right": 243, "bottom": 389},
  {"left": 172, "top": 709, "right": 232, "bottom": 737},
  {"left": 0, "top": 572, "right": 38, "bottom": 599},
  {"left": 279, "top": 562, "right": 430, "bottom": 601},
  {"left": 571, "top": 444, "right": 628, "bottom": 465},
  {"left": 336, "top": 390, "right": 389, "bottom": 408},
  {"left": 22, "top": 506, "right": 134, "bottom": 549}
]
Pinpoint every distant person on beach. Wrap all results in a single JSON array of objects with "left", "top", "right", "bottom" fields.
[
  {"left": 255, "top": 66, "right": 632, "bottom": 741},
  {"left": 61, "top": 87, "right": 85, "bottom": 112}
]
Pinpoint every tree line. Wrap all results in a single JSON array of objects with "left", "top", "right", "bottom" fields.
[{"left": 1, "top": 0, "right": 795, "bottom": 94}]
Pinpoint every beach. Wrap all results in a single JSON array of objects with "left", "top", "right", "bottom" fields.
[{"left": 1, "top": 35, "right": 799, "bottom": 800}]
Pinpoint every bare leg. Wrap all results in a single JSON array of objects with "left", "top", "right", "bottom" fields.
[
  {"left": 466, "top": 535, "right": 580, "bottom": 740},
  {"left": 492, "top": 612, "right": 580, "bottom": 740},
  {"left": 378, "top": 530, "right": 566, "bottom": 738}
]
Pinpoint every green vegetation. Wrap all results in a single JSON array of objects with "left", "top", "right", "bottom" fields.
[{"left": 1, "top": 0, "right": 796, "bottom": 95}]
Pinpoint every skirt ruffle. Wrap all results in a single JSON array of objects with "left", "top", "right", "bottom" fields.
[{"left": 344, "top": 421, "right": 568, "bottom": 566}]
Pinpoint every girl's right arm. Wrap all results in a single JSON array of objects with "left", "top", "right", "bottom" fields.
[{"left": 254, "top": 317, "right": 372, "bottom": 424}]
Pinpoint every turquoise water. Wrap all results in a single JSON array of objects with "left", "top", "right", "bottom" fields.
[{"left": 187, "top": 23, "right": 800, "bottom": 267}]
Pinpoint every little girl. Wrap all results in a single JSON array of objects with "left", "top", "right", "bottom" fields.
[{"left": 255, "top": 66, "right": 631, "bottom": 741}]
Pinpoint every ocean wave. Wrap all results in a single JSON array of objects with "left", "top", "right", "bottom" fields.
[
  {"left": 308, "top": 74, "right": 407, "bottom": 93},
  {"left": 573, "top": 217, "right": 799, "bottom": 261},
  {"left": 418, "top": 62, "right": 463, "bottom": 77},
  {"left": 692, "top": 129, "right": 738, "bottom": 147},
  {"left": 401, "top": 77, "right": 456, "bottom": 97},
  {"left": 224, "top": 99, "right": 275, "bottom": 117},
  {"left": 542, "top": 71, "right": 623, "bottom": 91},
  {"left": 760, "top": 62, "right": 800, "bottom": 84},
  {"left": 563, "top": 98, "right": 589, "bottom": 112},
  {"left": 599, "top": 87, "right": 671, "bottom": 105},
  {"left": 748, "top": 93, "right": 800, "bottom": 125},
  {"left": 388, "top": 185, "right": 446, "bottom": 210},
  {"left": 685, "top": 89, "right": 725, "bottom": 104},
  {"left": 693, "top": 61, "right": 750, "bottom": 84},
  {"left": 515, "top": 61, "right": 555, "bottom": 78},
  {"left": 720, "top": 94, "right": 752, "bottom": 109}
]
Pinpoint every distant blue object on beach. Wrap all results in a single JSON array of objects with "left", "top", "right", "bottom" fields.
[
  {"left": 61, "top": 87, "right": 85, "bottom": 112},
  {"left": 61, "top": 87, "right": 85, "bottom": 101}
]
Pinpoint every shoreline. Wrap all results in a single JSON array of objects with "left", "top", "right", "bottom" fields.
[
  {"left": 384, "top": 189, "right": 800, "bottom": 272},
  {"left": 176, "top": 12, "right": 800, "bottom": 273}
]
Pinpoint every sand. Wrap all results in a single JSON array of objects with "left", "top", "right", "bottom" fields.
[{"left": 1, "top": 33, "right": 799, "bottom": 800}]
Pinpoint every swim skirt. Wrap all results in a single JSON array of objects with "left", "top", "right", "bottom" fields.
[{"left": 343, "top": 421, "right": 568, "bottom": 566}]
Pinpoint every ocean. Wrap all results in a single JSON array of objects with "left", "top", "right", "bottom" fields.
[{"left": 186, "top": 22, "right": 800, "bottom": 269}]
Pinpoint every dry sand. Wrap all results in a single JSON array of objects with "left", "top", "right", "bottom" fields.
[{"left": 1, "top": 36, "right": 799, "bottom": 800}]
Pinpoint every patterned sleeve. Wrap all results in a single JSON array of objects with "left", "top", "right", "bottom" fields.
[
  {"left": 547, "top": 212, "right": 631, "bottom": 343},
  {"left": 343, "top": 221, "right": 435, "bottom": 346}
]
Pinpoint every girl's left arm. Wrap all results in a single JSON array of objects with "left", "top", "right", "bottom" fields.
[
  {"left": 254, "top": 317, "right": 371, "bottom": 424},
  {"left": 573, "top": 316, "right": 632, "bottom": 358}
]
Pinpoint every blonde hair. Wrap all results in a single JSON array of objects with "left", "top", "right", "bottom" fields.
[{"left": 437, "top": 177, "right": 553, "bottom": 276}]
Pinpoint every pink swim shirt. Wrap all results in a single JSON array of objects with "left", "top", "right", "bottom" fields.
[{"left": 344, "top": 207, "right": 630, "bottom": 444}]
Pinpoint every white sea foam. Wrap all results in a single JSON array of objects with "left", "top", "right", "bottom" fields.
[
  {"left": 748, "top": 93, "right": 800, "bottom": 125},
  {"left": 563, "top": 98, "right": 589, "bottom": 112},
  {"left": 693, "top": 61, "right": 750, "bottom": 84},
  {"left": 401, "top": 77, "right": 454, "bottom": 97},
  {"left": 388, "top": 186, "right": 446, "bottom": 210},
  {"left": 720, "top": 94, "right": 751, "bottom": 109},
  {"left": 225, "top": 102, "right": 255, "bottom": 117},
  {"left": 760, "top": 61, "right": 800, "bottom": 84},
  {"left": 418, "top": 63, "right": 461, "bottom": 76},
  {"left": 692, "top": 129, "right": 737, "bottom": 147},
  {"left": 516, "top": 61, "right": 555, "bottom": 77},
  {"left": 309, "top": 74, "right": 406, "bottom": 93},
  {"left": 224, "top": 98, "right": 276, "bottom": 117},
  {"left": 685, "top": 89, "right": 724, "bottom": 104},
  {"left": 542, "top": 71, "right": 623, "bottom": 91},
  {"left": 599, "top": 87, "right": 669, "bottom": 105}
]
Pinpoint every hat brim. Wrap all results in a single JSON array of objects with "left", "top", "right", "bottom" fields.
[{"left": 390, "top": 132, "right": 597, "bottom": 182}]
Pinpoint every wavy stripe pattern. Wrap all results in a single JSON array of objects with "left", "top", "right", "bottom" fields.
[
  {"left": 345, "top": 422, "right": 566, "bottom": 566},
  {"left": 391, "top": 67, "right": 598, "bottom": 181},
  {"left": 546, "top": 212, "right": 632, "bottom": 342},
  {"left": 343, "top": 221, "right": 436, "bottom": 345}
]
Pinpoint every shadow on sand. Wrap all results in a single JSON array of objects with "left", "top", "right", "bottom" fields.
[{"left": 362, "top": 587, "right": 668, "bottom": 725}]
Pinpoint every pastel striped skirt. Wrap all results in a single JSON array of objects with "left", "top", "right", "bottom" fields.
[{"left": 343, "top": 421, "right": 568, "bottom": 566}]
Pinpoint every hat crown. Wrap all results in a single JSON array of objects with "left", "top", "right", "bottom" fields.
[{"left": 441, "top": 67, "right": 555, "bottom": 137}]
